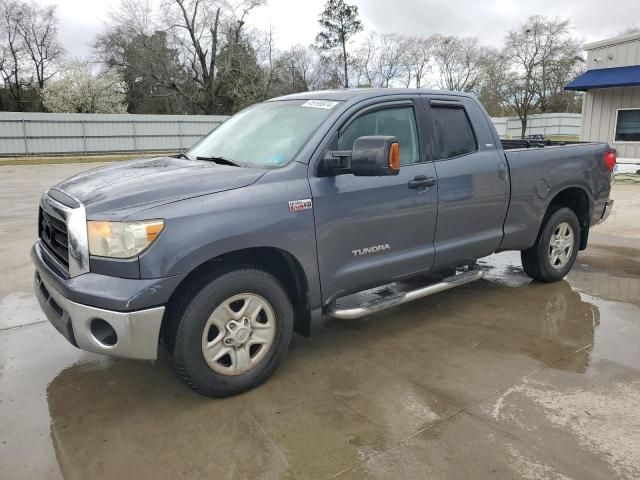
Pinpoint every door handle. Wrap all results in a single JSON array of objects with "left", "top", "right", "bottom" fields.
[
  {"left": 408, "top": 175, "right": 437, "bottom": 189},
  {"left": 498, "top": 162, "right": 507, "bottom": 180}
]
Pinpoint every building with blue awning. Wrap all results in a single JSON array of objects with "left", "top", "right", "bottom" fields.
[
  {"left": 566, "top": 32, "right": 640, "bottom": 173},
  {"left": 566, "top": 65, "right": 640, "bottom": 91}
]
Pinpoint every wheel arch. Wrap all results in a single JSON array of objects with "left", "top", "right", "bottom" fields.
[
  {"left": 161, "top": 246, "right": 312, "bottom": 354},
  {"left": 545, "top": 185, "right": 592, "bottom": 250}
]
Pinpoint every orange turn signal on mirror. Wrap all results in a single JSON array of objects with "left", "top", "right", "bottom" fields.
[{"left": 388, "top": 142, "right": 400, "bottom": 172}]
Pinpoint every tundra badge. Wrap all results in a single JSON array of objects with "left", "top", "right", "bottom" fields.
[{"left": 352, "top": 244, "right": 391, "bottom": 257}]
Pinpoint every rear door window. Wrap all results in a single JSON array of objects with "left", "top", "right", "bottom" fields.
[{"left": 431, "top": 106, "right": 478, "bottom": 159}]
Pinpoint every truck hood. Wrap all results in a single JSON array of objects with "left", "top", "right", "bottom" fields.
[{"left": 54, "top": 156, "right": 266, "bottom": 218}]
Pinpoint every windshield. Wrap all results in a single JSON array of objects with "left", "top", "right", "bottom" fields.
[{"left": 187, "top": 99, "right": 340, "bottom": 167}]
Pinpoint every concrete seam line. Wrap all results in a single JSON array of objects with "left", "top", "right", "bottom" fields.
[
  {"left": 0, "top": 320, "right": 47, "bottom": 333},
  {"left": 332, "top": 371, "right": 552, "bottom": 478},
  {"left": 462, "top": 407, "right": 593, "bottom": 479}
]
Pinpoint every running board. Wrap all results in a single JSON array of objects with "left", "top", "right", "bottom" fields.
[{"left": 328, "top": 269, "right": 483, "bottom": 320}]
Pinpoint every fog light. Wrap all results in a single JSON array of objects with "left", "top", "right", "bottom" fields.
[{"left": 90, "top": 318, "right": 117, "bottom": 346}]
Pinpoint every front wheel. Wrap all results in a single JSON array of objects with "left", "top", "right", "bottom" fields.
[
  {"left": 521, "top": 207, "right": 581, "bottom": 282},
  {"left": 170, "top": 268, "right": 294, "bottom": 397}
]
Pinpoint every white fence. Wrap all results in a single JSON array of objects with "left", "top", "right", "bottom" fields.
[
  {"left": 491, "top": 113, "right": 582, "bottom": 139},
  {"left": 0, "top": 112, "right": 227, "bottom": 156},
  {"left": 0, "top": 111, "right": 583, "bottom": 157}
]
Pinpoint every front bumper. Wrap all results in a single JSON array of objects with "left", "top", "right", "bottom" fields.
[
  {"left": 32, "top": 241, "right": 183, "bottom": 360},
  {"left": 35, "top": 271, "right": 164, "bottom": 359},
  {"left": 597, "top": 200, "right": 614, "bottom": 225}
]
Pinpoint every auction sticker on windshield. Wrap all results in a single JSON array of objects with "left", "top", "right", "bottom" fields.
[{"left": 301, "top": 100, "right": 338, "bottom": 109}]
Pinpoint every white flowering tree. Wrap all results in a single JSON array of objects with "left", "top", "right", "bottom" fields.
[{"left": 41, "top": 61, "right": 127, "bottom": 113}]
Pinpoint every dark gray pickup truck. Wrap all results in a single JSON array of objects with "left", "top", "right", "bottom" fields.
[{"left": 32, "top": 88, "right": 615, "bottom": 396}]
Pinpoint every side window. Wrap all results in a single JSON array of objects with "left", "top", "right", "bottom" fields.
[
  {"left": 338, "top": 106, "right": 420, "bottom": 165},
  {"left": 432, "top": 106, "right": 477, "bottom": 159},
  {"left": 615, "top": 109, "right": 640, "bottom": 142}
]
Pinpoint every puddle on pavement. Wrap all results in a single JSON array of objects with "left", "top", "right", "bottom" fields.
[
  {"left": 0, "top": 292, "right": 44, "bottom": 330},
  {"left": 478, "top": 253, "right": 532, "bottom": 288},
  {"left": 479, "top": 251, "right": 640, "bottom": 373},
  {"left": 1, "top": 249, "right": 639, "bottom": 479}
]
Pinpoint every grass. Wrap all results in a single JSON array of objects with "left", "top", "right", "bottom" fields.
[{"left": 0, "top": 152, "right": 175, "bottom": 166}]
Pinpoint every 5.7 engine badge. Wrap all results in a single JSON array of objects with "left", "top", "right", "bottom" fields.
[{"left": 288, "top": 199, "right": 313, "bottom": 212}]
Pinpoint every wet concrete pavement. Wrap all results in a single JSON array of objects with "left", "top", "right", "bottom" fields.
[{"left": 1, "top": 164, "right": 639, "bottom": 479}]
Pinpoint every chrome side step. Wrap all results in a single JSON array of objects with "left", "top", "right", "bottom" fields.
[{"left": 328, "top": 269, "right": 483, "bottom": 320}]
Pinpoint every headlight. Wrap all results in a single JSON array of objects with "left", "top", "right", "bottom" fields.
[{"left": 87, "top": 220, "right": 164, "bottom": 258}]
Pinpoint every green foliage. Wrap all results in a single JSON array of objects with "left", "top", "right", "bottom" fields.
[
  {"left": 214, "top": 29, "right": 263, "bottom": 114},
  {"left": 119, "top": 32, "right": 189, "bottom": 114},
  {"left": 315, "top": 0, "right": 363, "bottom": 50},
  {"left": 315, "top": 0, "right": 363, "bottom": 87}
]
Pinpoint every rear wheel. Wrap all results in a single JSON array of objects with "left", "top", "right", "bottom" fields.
[
  {"left": 521, "top": 207, "right": 580, "bottom": 282},
  {"left": 169, "top": 268, "right": 294, "bottom": 397}
]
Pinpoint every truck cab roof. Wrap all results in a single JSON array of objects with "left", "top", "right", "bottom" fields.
[{"left": 267, "top": 88, "right": 476, "bottom": 103}]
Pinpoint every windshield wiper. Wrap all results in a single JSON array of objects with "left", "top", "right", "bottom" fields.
[
  {"left": 196, "top": 155, "right": 243, "bottom": 167},
  {"left": 173, "top": 152, "right": 192, "bottom": 160}
]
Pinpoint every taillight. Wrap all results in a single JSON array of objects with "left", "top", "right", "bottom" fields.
[{"left": 604, "top": 150, "right": 616, "bottom": 172}]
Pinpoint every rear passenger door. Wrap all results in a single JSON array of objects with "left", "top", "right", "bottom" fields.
[{"left": 422, "top": 96, "right": 509, "bottom": 268}]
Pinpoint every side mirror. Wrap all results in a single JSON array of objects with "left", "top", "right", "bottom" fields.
[
  {"left": 351, "top": 136, "right": 400, "bottom": 176},
  {"left": 321, "top": 135, "right": 400, "bottom": 176}
]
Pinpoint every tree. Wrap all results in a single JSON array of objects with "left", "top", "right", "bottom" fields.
[
  {"left": 15, "top": 1, "right": 63, "bottom": 89},
  {"left": 354, "top": 32, "right": 407, "bottom": 87},
  {"left": 477, "top": 48, "right": 510, "bottom": 116},
  {"left": 621, "top": 24, "right": 640, "bottom": 35},
  {"left": 0, "top": 0, "right": 27, "bottom": 110},
  {"left": 432, "top": 35, "right": 483, "bottom": 92},
  {"left": 122, "top": 32, "right": 189, "bottom": 113},
  {"left": 315, "top": 50, "right": 347, "bottom": 89},
  {"left": 96, "top": 0, "right": 194, "bottom": 114},
  {"left": 275, "top": 44, "right": 323, "bottom": 92},
  {"left": 214, "top": 26, "right": 264, "bottom": 113},
  {"left": 162, "top": 0, "right": 263, "bottom": 113},
  {"left": 41, "top": 61, "right": 127, "bottom": 113},
  {"left": 501, "top": 16, "right": 582, "bottom": 138},
  {"left": 0, "top": 0, "right": 62, "bottom": 111},
  {"left": 96, "top": 1, "right": 189, "bottom": 114},
  {"left": 315, "top": 0, "right": 363, "bottom": 88},
  {"left": 401, "top": 36, "right": 433, "bottom": 88}
]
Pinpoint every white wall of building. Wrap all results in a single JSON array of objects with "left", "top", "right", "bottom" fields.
[
  {"left": 580, "top": 32, "right": 640, "bottom": 166},
  {"left": 581, "top": 86, "right": 640, "bottom": 161}
]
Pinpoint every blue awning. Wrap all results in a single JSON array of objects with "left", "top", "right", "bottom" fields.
[{"left": 565, "top": 65, "right": 640, "bottom": 91}]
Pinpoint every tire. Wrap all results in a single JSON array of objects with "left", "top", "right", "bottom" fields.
[
  {"left": 169, "top": 267, "right": 294, "bottom": 397},
  {"left": 521, "top": 207, "right": 581, "bottom": 282}
]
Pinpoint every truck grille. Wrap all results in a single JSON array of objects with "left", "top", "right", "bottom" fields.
[{"left": 39, "top": 207, "right": 69, "bottom": 269}]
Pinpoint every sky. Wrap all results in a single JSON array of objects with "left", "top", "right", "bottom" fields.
[{"left": 33, "top": 0, "right": 640, "bottom": 60}]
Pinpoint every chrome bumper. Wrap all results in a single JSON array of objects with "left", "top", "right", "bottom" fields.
[
  {"left": 597, "top": 200, "right": 614, "bottom": 225},
  {"left": 35, "top": 271, "right": 164, "bottom": 360}
]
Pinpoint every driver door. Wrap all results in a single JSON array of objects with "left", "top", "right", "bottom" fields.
[{"left": 309, "top": 99, "right": 438, "bottom": 303}]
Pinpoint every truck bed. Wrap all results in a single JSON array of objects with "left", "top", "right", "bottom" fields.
[
  {"left": 498, "top": 141, "right": 611, "bottom": 252},
  {"left": 501, "top": 139, "right": 587, "bottom": 150}
]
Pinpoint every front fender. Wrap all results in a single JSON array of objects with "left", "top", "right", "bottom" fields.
[{"left": 134, "top": 170, "right": 322, "bottom": 309}]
